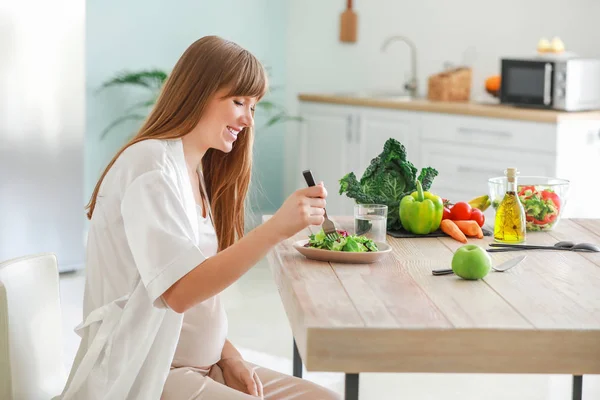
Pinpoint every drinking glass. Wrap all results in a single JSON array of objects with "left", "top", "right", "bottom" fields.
[{"left": 353, "top": 204, "right": 388, "bottom": 243}]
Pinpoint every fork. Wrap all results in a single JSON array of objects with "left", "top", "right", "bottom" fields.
[{"left": 302, "top": 169, "right": 340, "bottom": 241}]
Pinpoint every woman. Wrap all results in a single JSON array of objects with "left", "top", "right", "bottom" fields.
[{"left": 60, "top": 36, "right": 339, "bottom": 400}]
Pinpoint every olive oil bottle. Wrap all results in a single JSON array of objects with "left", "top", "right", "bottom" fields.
[{"left": 494, "top": 167, "right": 526, "bottom": 243}]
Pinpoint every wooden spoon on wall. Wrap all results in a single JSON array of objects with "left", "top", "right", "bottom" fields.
[{"left": 339, "top": 0, "right": 357, "bottom": 43}]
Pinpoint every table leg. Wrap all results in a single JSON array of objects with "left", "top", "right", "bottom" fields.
[
  {"left": 293, "top": 338, "right": 302, "bottom": 378},
  {"left": 345, "top": 373, "right": 359, "bottom": 400},
  {"left": 573, "top": 375, "right": 582, "bottom": 400}
]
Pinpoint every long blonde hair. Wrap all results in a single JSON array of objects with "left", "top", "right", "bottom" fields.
[{"left": 86, "top": 36, "right": 268, "bottom": 251}]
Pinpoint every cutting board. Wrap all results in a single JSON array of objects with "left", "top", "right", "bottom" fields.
[{"left": 339, "top": 0, "right": 357, "bottom": 43}]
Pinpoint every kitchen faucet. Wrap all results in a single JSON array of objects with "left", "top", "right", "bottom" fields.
[{"left": 381, "top": 35, "right": 418, "bottom": 98}]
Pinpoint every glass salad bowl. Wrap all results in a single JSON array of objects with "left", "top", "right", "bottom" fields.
[{"left": 488, "top": 176, "right": 570, "bottom": 232}]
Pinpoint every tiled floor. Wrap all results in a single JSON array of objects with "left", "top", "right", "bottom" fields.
[{"left": 59, "top": 260, "right": 599, "bottom": 400}]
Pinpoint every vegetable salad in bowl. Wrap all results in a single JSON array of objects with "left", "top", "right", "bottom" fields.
[
  {"left": 489, "top": 176, "right": 569, "bottom": 231},
  {"left": 306, "top": 229, "right": 379, "bottom": 252}
]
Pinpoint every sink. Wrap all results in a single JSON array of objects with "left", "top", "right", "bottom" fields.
[{"left": 333, "top": 90, "right": 417, "bottom": 101}]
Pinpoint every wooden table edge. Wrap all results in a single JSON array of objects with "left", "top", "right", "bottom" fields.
[{"left": 303, "top": 326, "right": 600, "bottom": 375}]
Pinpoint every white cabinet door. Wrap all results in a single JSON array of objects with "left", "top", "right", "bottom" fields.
[
  {"left": 356, "top": 109, "right": 421, "bottom": 177},
  {"left": 556, "top": 120, "right": 600, "bottom": 218},
  {"left": 298, "top": 105, "right": 358, "bottom": 216}
]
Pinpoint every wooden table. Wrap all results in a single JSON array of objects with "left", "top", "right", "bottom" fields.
[{"left": 263, "top": 216, "right": 600, "bottom": 400}]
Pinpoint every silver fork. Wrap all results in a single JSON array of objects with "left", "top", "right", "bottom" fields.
[{"left": 302, "top": 169, "right": 340, "bottom": 241}]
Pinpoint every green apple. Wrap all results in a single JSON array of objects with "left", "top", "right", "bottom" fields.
[{"left": 451, "top": 244, "right": 492, "bottom": 280}]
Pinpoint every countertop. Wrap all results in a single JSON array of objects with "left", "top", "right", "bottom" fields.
[{"left": 298, "top": 93, "right": 600, "bottom": 123}]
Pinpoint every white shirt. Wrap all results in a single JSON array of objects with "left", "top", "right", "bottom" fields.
[
  {"left": 60, "top": 138, "right": 211, "bottom": 400},
  {"left": 171, "top": 202, "right": 228, "bottom": 369}
]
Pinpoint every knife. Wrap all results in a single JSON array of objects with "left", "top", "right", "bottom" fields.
[
  {"left": 432, "top": 255, "right": 527, "bottom": 276},
  {"left": 492, "top": 255, "right": 527, "bottom": 272}
]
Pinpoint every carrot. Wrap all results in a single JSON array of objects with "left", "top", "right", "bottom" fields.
[
  {"left": 440, "top": 219, "right": 468, "bottom": 243},
  {"left": 453, "top": 220, "right": 484, "bottom": 239}
]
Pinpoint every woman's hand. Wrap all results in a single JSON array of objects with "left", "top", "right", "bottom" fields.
[
  {"left": 268, "top": 183, "right": 327, "bottom": 241},
  {"left": 219, "top": 357, "right": 263, "bottom": 398}
]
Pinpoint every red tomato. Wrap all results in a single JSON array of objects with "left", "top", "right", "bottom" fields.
[
  {"left": 526, "top": 213, "right": 556, "bottom": 225},
  {"left": 443, "top": 207, "right": 452, "bottom": 220},
  {"left": 470, "top": 208, "right": 485, "bottom": 227},
  {"left": 518, "top": 185, "right": 536, "bottom": 197},
  {"left": 450, "top": 202, "right": 472, "bottom": 220},
  {"left": 541, "top": 190, "right": 561, "bottom": 211}
]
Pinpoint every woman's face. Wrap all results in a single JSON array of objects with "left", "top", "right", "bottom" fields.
[{"left": 193, "top": 88, "right": 257, "bottom": 154}]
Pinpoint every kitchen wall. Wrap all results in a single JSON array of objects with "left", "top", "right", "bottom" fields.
[
  {"left": 86, "top": 0, "right": 287, "bottom": 219},
  {"left": 282, "top": 0, "right": 600, "bottom": 197}
]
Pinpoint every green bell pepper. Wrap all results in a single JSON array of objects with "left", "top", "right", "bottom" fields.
[{"left": 399, "top": 179, "right": 444, "bottom": 235}]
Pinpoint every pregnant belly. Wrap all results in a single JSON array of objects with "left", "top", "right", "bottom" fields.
[{"left": 171, "top": 297, "right": 228, "bottom": 369}]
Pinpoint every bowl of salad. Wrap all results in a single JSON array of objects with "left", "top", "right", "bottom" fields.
[{"left": 488, "top": 176, "right": 569, "bottom": 232}]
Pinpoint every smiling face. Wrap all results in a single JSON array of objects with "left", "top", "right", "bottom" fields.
[{"left": 191, "top": 88, "right": 257, "bottom": 154}]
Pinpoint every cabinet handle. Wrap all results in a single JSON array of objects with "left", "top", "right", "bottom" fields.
[
  {"left": 346, "top": 115, "right": 352, "bottom": 142},
  {"left": 354, "top": 115, "right": 360, "bottom": 143},
  {"left": 457, "top": 127, "right": 511, "bottom": 138},
  {"left": 458, "top": 165, "right": 502, "bottom": 175}
]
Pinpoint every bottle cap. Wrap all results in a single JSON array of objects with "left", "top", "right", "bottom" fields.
[{"left": 506, "top": 167, "right": 519, "bottom": 181}]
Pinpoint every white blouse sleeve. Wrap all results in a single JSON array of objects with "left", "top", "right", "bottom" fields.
[{"left": 121, "top": 169, "right": 206, "bottom": 309}]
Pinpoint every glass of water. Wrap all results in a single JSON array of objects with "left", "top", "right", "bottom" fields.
[{"left": 354, "top": 204, "right": 388, "bottom": 243}]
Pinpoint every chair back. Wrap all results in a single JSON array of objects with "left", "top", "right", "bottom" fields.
[{"left": 0, "top": 253, "right": 67, "bottom": 399}]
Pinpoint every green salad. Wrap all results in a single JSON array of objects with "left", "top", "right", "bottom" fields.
[
  {"left": 518, "top": 185, "right": 561, "bottom": 231},
  {"left": 305, "top": 229, "right": 379, "bottom": 252}
]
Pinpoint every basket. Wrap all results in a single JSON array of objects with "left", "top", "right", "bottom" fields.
[{"left": 427, "top": 67, "right": 472, "bottom": 102}]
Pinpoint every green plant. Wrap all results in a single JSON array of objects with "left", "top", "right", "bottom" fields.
[{"left": 97, "top": 68, "right": 300, "bottom": 140}]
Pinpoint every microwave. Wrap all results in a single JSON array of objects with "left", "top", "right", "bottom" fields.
[{"left": 499, "top": 57, "right": 600, "bottom": 111}]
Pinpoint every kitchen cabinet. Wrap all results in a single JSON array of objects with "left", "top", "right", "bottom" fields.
[
  {"left": 418, "top": 113, "right": 558, "bottom": 217},
  {"left": 296, "top": 99, "right": 600, "bottom": 220},
  {"left": 356, "top": 108, "right": 421, "bottom": 175},
  {"left": 554, "top": 119, "right": 600, "bottom": 218},
  {"left": 297, "top": 104, "right": 358, "bottom": 215}
]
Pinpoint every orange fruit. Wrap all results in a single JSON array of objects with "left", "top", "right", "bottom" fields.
[{"left": 485, "top": 75, "right": 501, "bottom": 93}]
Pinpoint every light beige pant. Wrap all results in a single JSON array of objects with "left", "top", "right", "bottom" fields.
[{"left": 162, "top": 363, "right": 340, "bottom": 400}]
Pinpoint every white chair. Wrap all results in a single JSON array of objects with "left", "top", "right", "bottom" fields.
[{"left": 0, "top": 253, "right": 67, "bottom": 399}]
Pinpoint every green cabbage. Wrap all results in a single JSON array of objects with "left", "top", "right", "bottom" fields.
[{"left": 339, "top": 138, "right": 438, "bottom": 230}]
